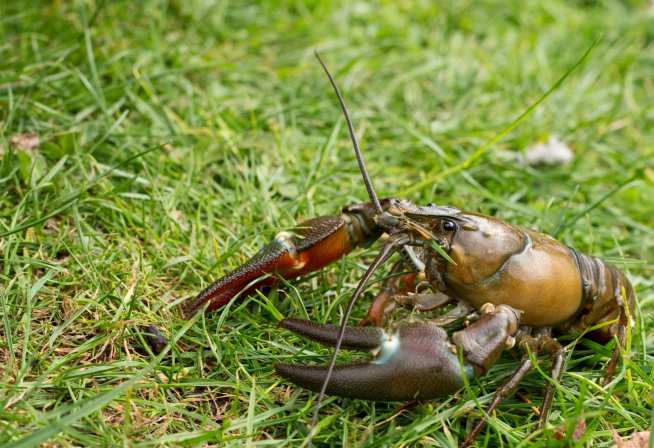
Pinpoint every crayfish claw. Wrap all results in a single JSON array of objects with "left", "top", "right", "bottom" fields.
[
  {"left": 280, "top": 318, "right": 383, "bottom": 350},
  {"left": 277, "top": 305, "right": 521, "bottom": 402},
  {"left": 275, "top": 362, "right": 394, "bottom": 400},
  {"left": 276, "top": 320, "right": 474, "bottom": 401}
]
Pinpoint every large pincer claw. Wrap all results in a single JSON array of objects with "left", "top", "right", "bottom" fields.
[
  {"left": 276, "top": 304, "right": 520, "bottom": 402},
  {"left": 276, "top": 318, "right": 473, "bottom": 401}
]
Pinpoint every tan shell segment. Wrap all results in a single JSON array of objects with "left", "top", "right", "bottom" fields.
[
  {"left": 445, "top": 214, "right": 525, "bottom": 284},
  {"left": 445, "top": 222, "right": 583, "bottom": 327}
]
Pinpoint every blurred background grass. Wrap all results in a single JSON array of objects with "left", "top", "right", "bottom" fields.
[{"left": 1, "top": 1, "right": 653, "bottom": 446}]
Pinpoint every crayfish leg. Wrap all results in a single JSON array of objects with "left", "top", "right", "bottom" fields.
[
  {"left": 602, "top": 307, "right": 629, "bottom": 386},
  {"left": 359, "top": 261, "right": 453, "bottom": 327},
  {"left": 462, "top": 356, "right": 535, "bottom": 448},
  {"left": 462, "top": 328, "right": 565, "bottom": 447},
  {"left": 359, "top": 261, "right": 416, "bottom": 327},
  {"left": 539, "top": 342, "right": 565, "bottom": 428}
]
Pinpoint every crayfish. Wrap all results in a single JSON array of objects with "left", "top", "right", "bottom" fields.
[{"left": 182, "top": 53, "right": 635, "bottom": 446}]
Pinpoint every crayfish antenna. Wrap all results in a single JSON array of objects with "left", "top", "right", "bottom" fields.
[
  {"left": 303, "top": 231, "right": 408, "bottom": 443},
  {"left": 314, "top": 50, "right": 383, "bottom": 216},
  {"left": 305, "top": 51, "right": 398, "bottom": 444}
]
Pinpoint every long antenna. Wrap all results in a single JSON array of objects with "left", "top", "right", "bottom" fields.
[
  {"left": 314, "top": 50, "right": 383, "bottom": 215},
  {"left": 305, "top": 237, "right": 406, "bottom": 445}
]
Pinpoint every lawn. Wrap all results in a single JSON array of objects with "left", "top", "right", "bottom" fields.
[{"left": 1, "top": 1, "right": 653, "bottom": 446}]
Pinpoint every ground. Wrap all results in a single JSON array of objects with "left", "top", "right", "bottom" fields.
[{"left": 1, "top": 1, "right": 653, "bottom": 447}]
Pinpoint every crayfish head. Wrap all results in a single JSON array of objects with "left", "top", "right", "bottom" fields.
[
  {"left": 396, "top": 202, "right": 467, "bottom": 253},
  {"left": 398, "top": 206, "right": 527, "bottom": 288}
]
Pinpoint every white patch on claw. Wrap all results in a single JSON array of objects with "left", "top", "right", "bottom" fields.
[
  {"left": 275, "top": 231, "right": 307, "bottom": 269},
  {"left": 274, "top": 231, "right": 297, "bottom": 255},
  {"left": 371, "top": 330, "right": 400, "bottom": 365}
]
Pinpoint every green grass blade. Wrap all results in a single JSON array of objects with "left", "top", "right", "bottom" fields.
[{"left": 400, "top": 37, "right": 602, "bottom": 196}]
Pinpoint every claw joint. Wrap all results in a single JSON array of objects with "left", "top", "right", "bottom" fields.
[{"left": 452, "top": 304, "right": 521, "bottom": 374}]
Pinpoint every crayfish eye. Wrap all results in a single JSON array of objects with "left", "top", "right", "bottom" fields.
[{"left": 441, "top": 220, "right": 456, "bottom": 232}]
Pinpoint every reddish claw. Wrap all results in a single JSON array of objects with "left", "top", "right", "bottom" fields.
[{"left": 183, "top": 202, "right": 386, "bottom": 317}]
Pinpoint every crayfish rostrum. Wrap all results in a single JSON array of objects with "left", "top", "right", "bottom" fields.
[{"left": 182, "top": 53, "right": 635, "bottom": 446}]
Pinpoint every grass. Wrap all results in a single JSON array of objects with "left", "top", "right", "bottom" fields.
[{"left": 0, "top": 0, "right": 653, "bottom": 446}]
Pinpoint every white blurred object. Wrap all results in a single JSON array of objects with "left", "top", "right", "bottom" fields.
[
  {"left": 524, "top": 136, "right": 574, "bottom": 166},
  {"left": 612, "top": 430, "right": 650, "bottom": 448},
  {"left": 10, "top": 133, "right": 40, "bottom": 152}
]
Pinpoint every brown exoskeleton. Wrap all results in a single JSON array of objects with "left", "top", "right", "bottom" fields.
[{"left": 183, "top": 53, "right": 635, "bottom": 446}]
